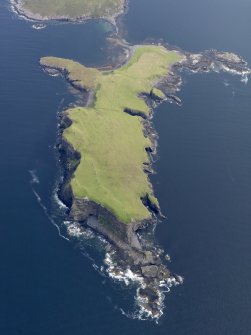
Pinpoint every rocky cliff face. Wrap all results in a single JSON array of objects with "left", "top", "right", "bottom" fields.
[{"left": 68, "top": 195, "right": 178, "bottom": 318}]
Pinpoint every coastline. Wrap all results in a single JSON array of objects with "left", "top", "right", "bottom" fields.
[{"left": 40, "top": 42, "right": 250, "bottom": 319}]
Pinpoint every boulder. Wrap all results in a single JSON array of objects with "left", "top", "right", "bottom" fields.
[{"left": 141, "top": 265, "right": 159, "bottom": 278}]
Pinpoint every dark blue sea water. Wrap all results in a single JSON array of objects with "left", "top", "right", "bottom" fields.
[{"left": 0, "top": 0, "right": 251, "bottom": 334}]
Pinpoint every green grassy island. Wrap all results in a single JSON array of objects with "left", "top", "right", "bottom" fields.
[
  {"left": 41, "top": 46, "right": 181, "bottom": 224},
  {"left": 14, "top": 0, "right": 126, "bottom": 21}
]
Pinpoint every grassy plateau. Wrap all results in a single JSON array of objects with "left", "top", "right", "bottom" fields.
[{"left": 41, "top": 46, "right": 181, "bottom": 223}]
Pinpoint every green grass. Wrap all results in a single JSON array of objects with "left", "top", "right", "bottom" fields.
[
  {"left": 152, "top": 88, "right": 166, "bottom": 100},
  {"left": 20, "top": 0, "right": 124, "bottom": 19},
  {"left": 40, "top": 57, "right": 100, "bottom": 90},
  {"left": 41, "top": 46, "right": 181, "bottom": 223}
]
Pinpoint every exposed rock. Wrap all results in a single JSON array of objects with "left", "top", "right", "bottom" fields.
[
  {"left": 142, "top": 251, "right": 157, "bottom": 265},
  {"left": 141, "top": 265, "right": 159, "bottom": 278},
  {"left": 157, "top": 264, "right": 171, "bottom": 279}
]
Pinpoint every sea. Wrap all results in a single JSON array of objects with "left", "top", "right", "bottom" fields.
[{"left": 0, "top": 0, "right": 251, "bottom": 334}]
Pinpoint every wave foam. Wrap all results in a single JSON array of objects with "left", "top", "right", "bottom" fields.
[
  {"left": 104, "top": 250, "right": 183, "bottom": 322},
  {"left": 31, "top": 186, "right": 69, "bottom": 241},
  {"left": 32, "top": 23, "right": 46, "bottom": 30},
  {"left": 64, "top": 221, "right": 95, "bottom": 239},
  {"left": 29, "top": 169, "right": 40, "bottom": 184}
]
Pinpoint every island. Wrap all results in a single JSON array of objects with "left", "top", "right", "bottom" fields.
[
  {"left": 41, "top": 46, "right": 182, "bottom": 318},
  {"left": 11, "top": 0, "right": 126, "bottom": 23},
  {"left": 40, "top": 43, "right": 250, "bottom": 318}
]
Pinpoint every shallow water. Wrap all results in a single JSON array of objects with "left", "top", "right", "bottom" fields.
[{"left": 0, "top": 0, "right": 251, "bottom": 334}]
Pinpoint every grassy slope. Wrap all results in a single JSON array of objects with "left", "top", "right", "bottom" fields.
[
  {"left": 40, "top": 57, "right": 100, "bottom": 90},
  {"left": 21, "top": 0, "right": 124, "bottom": 19},
  {"left": 41, "top": 46, "right": 181, "bottom": 223}
]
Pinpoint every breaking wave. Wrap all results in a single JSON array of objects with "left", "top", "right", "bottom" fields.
[
  {"left": 32, "top": 23, "right": 46, "bottom": 30},
  {"left": 29, "top": 169, "right": 40, "bottom": 184},
  {"left": 64, "top": 220, "right": 95, "bottom": 239},
  {"left": 104, "top": 249, "right": 183, "bottom": 322},
  {"left": 29, "top": 170, "right": 69, "bottom": 241}
]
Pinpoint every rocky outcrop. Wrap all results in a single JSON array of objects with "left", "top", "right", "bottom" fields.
[
  {"left": 64, "top": 188, "right": 177, "bottom": 318},
  {"left": 70, "top": 197, "right": 153, "bottom": 256},
  {"left": 180, "top": 49, "right": 251, "bottom": 77},
  {"left": 141, "top": 265, "right": 159, "bottom": 278}
]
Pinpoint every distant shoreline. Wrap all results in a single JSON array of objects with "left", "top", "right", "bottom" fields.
[{"left": 10, "top": 0, "right": 128, "bottom": 28}]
